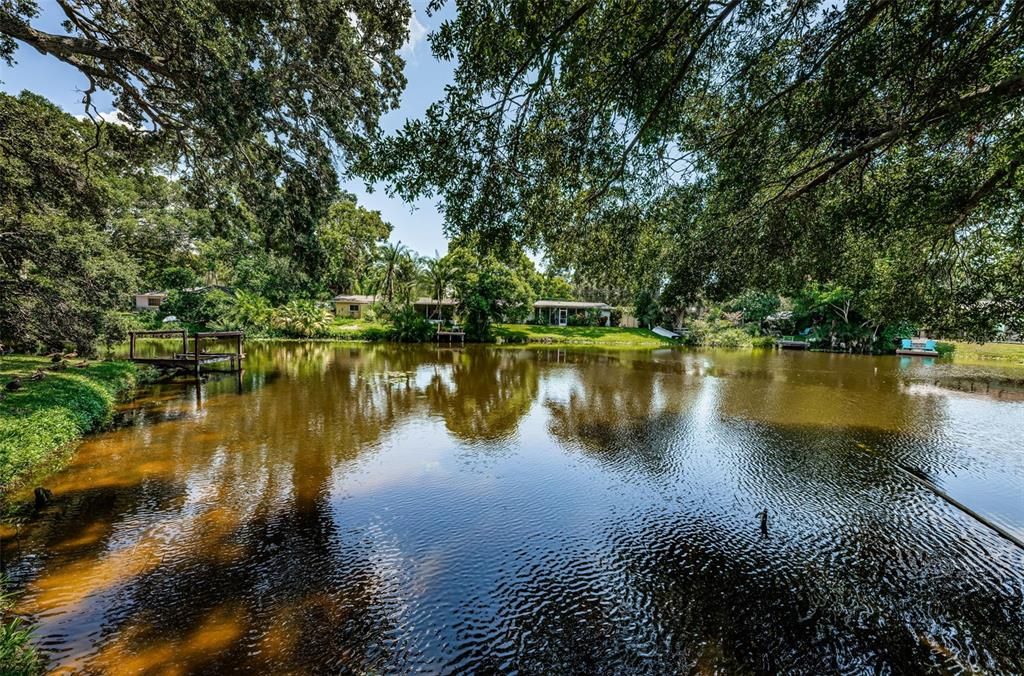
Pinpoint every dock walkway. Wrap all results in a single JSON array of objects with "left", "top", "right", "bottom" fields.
[
  {"left": 435, "top": 327, "right": 466, "bottom": 344},
  {"left": 129, "top": 330, "right": 245, "bottom": 373}
]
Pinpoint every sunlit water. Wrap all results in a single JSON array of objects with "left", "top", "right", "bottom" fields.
[{"left": 2, "top": 343, "right": 1023, "bottom": 673}]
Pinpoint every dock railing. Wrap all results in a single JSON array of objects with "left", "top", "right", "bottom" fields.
[{"left": 128, "top": 330, "right": 245, "bottom": 373}]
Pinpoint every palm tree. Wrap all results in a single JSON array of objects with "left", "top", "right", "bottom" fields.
[
  {"left": 375, "top": 241, "right": 410, "bottom": 303},
  {"left": 420, "top": 253, "right": 453, "bottom": 320},
  {"left": 395, "top": 253, "right": 422, "bottom": 304},
  {"left": 221, "top": 290, "right": 271, "bottom": 330}
]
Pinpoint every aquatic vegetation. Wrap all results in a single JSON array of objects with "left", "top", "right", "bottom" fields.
[{"left": 0, "top": 580, "right": 42, "bottom": 675}]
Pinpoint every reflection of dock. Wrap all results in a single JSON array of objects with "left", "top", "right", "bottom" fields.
[{"left": 129, "top": 330, "right": 245, "bottom": 373}]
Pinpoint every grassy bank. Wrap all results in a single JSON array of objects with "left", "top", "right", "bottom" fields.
[
  {"left": 0, "top": 355, "right": 140, "bottom": 495},
  {"left": 323, "top": 318, "right": 389, "bottom": 340},
  {"left": 949, "top": 342, "right": 1024, "bottom": 367},
  {"left": 494, "top": 324, "right": 677, "bottom": 348}
]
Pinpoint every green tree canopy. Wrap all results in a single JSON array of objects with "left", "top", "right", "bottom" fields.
[
  {"left": 376, "top": 0, "right": 1024, "bottom": 336},
  {"left": 1, "top": 0, "right": 413, "bottom": 286},
  {"left": 447, "top": 246, "right": 535, "bottom": 340},
  {"left": 320, "top": 198, "right": 393, "bottom": 295},
  {"left": 1, "top": 91, "right": 144, "bottom": 352},
  {"left": 1, "top": 0, "right": 409, "bottom": 174}
]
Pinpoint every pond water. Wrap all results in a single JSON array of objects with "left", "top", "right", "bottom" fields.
[{"left": 2, "top": 343, "right": 1023, "bottom": 673}]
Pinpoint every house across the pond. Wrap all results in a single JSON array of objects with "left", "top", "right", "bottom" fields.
[
  {"left": 532, "top": 300, "right": 612, "bottom": 326},
  {"left": 333, "top": 295, "right": 376, "bottom": 318},
  {"left": 133, "top": 286, "right": 234, "bottom": 311},
  {"left": 333, "top": 295, "right": 457, "bottom": 320},
  {"left": 413, "top": 297, "right": 457, "bottom": 320},
  {"left": 133, "top": 291, "right": 168, "bottom": 310}
]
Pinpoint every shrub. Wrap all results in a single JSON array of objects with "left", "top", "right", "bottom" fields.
[
  {"left": 0, "top": 617, "right": 42, "bottom": 675},
  {"left": 360, "top": 326, "right": 390, "bottom": 342},
  {"left": 97, "top": 311, "right": 140, "bottom": 358},
  {"left": 935, "top": 341, "right": 956, "bottom": 358},
  {"left": 634, "top": 289, "right": 660, "bottom": 328},
  {"left": 751, "top": 335, "right": 777, "bottom": 348},
  {"left": 566, "top": 308, "right": 602, "bottom": 327},
  {"left": 1, "top": 579, "right": 43, "bottom": 675},
  {"left": 271, "top": 300, "right": 332, "bottom": 337},
  {"left": 161, "top": 288, "right": 230, "bottom": 327},
  {"left": 218, "top": 290, "right": 272, "bottom": 332},
  {"left": 388, "top": 306, "right": 435, "bottom": 343},
  {"left": 684, "top": 319, "right": 753, "bottom": 348}
]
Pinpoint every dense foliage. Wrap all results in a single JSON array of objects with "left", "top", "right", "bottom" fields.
[
  {"left": 447, "top": 247, "right": 536, "bottom": 340},
  {"left": 4, "top": 1, "right": 1020, "bottom": 349},
  {"left": 1, "top": 93, "right": 146, "bottom": 352},
  {"left": 0, "top": 93, "right": 398, "bottom": 352},
  {"left": 1, "top": 0, "right": 410, "bottom": 287},
  {"left": 376, "top": 0, "right": 1024, "bottom": 337},
  {"left": 0, "top": 578, "right": 42, "bottom": 676},
  {"left": 388, "top": 306, "right": 436, "bottom": 343}
]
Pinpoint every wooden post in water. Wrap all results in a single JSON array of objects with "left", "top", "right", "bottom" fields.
[{"left": 194, "top": 334, "right": 200, "bottom": 375}]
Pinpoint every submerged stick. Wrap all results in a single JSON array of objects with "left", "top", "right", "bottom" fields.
[{"left": 893, "top": 463, "right": 1024, "bottom": 551}]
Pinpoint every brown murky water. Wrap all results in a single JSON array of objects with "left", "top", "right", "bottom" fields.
[{"left": 2, "top": 343, "right": 1023, "bottom": 673}]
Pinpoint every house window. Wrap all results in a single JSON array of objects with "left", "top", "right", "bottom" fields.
[
  {"left": 147, "top": 297, "right": 162, "bottom": 307},
  {"left": 349, "top": 305, "right": 360, "bottom": 313}
]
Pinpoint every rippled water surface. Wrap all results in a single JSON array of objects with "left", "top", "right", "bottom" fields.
[{"left": 3, "top": 343, "right": 1023, "bottom": 673}]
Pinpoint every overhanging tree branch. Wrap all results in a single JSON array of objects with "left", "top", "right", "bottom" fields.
[{"left": 0, "top": 9, "right": 170, "bottom": 75}]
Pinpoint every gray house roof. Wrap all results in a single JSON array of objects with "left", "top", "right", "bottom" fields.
[
  {"left": 333, "top": 295, "right": 377, "bottom": 304},
  {"left": 413, "top": 297, "right": 457, "bottom": 306},
  {"left": 533, "top": 300, "right": 611, "bottom": 310}
]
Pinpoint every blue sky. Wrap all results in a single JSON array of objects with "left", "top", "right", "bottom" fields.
[{"left": 0, "top": 1, "right": 455, "bottom": 255}]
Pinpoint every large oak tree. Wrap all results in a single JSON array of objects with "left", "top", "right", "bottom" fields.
[
  {"left": 376, "top": 0, "right": 1023, "bottom": 335},
  {"left": 1, "top": 0, "right": 412, "bottom": 278}
]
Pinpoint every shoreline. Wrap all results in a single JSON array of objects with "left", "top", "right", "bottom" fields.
[{"left": 0, "top": 356, "right": 143, "bottom": 503}]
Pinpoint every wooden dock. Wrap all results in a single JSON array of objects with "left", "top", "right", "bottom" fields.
[
  {"left": 435, "top": 328, "right": 465, "bottom": 344},
  {"left": 777, "top": 335, "right": 810, "bottom": 349},
  {"left": 129, "top": 330, "right": 245, "bottom": 373}
]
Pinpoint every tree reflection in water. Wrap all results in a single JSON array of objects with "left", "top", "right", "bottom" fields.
[{"left": 1, "top": 343, "right": 1021, "bottom": 673}]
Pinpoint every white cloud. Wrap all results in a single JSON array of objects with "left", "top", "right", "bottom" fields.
[
  {"left": 74, "top": 109, "right": 133, "bottom": 127},
  {"left": 403, "top": 9, "right": 428, "bottom": 56}
]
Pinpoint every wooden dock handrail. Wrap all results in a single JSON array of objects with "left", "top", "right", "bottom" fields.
[{"left": 128, "top": 329, "right": 244, "bottom": 374}]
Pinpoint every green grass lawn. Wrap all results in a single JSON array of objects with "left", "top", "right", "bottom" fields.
[
  {"left": 321, "top": 318, "right": 389, "bottom": 341},
  {"left": 949, "top": 341, "right": 1024, "bottom": 367},
  {"left": 0, "top": 355, "right": 139, "bottom": 495},
  {"left": 494, "top": 324, "right": 677, "bottom": 348}
]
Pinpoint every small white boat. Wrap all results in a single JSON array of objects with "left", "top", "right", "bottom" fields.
[{"left": 652, "top": 326, "right": 681, "bottom": 339}]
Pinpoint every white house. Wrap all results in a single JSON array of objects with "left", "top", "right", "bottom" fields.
[
  {"left": 532, "top": 300, "right": 612, "bottom": 326},
  {"left": 333, "top": 294, "right": 377, "bottom": 318},
  {"left": 133, "top": 291, "right": 168, "bottom": 311},
  {"left": 412, "top": 297, "right": 457, "bottom": 320}
]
